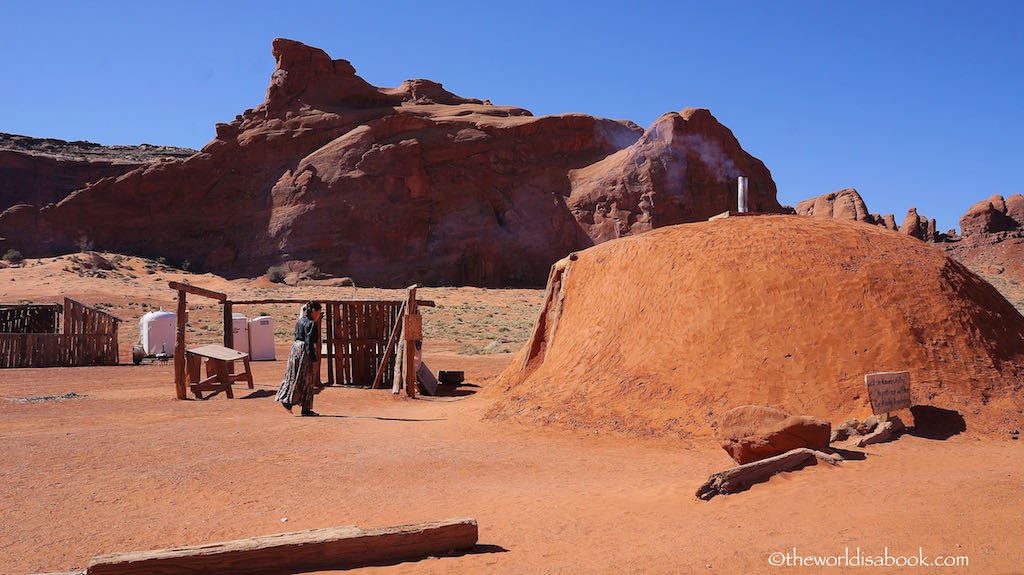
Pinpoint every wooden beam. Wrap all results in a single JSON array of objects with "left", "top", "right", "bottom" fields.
[
  {"left": 222, "top": 302, "right": 233, "bottom": 349},
  {"left": 85, "top": 517, "right": 478, "bottom": 575},
  {"left": 405, "top": 285, "right": 419, "bottom": 398},
  {"left": 325, "top": 304, "right": 335, "bottom": 386},
  {"left": 173, "top": 291, "right": 187, "bottom": 400},
  {"left": 167, "top": 280, "right": 226, "bottom": 302},
  {"left": 229, "top": 298, "right": 435, "bottom": 307},
  {"left": 371, "top": 301, "right": 406, "bottom": 389}
]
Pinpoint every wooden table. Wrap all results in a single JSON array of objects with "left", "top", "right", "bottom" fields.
[{"left": 185, "top": 344, "right": 254, "bottom": 399}]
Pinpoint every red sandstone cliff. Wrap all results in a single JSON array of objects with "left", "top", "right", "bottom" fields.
[{"left": 0, "top": 39, "right": 784, "bottom": 286}]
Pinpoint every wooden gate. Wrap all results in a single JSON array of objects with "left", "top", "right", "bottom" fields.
[{"left": 326, "top": 301, "right": 404, "bottom": 387}]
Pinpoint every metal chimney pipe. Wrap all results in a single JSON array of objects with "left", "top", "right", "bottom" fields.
[{"left": 737, "top": 176, "right": 749, "bottom": 213}]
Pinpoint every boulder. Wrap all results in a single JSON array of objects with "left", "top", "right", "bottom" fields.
[
  {"left": 716, "top": 405, "right": 832, "bottom": 464},
  {"left": 960, "top": 194, "right": 1024, "bottom": 237}
]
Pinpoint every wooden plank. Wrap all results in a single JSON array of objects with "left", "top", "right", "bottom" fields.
[
  {"left": 167, "top": 281, "right": 227, "bottom": 302},
  {"left": 325, "top": 304, "right": 335, "bottom": 386},
  {"left": 229, "top": 298, "right": 435, "bottom": 307},
  {"left": 371, "top": 302, "right": 406, "bottom": 389},
  {"left": 86, "top": 517, "right": 478, "bottom": 575},
  {"left": 405, "top": 286, "right": 418, "bottom": 398},
  {"left": 187, "top": 344, "right": 248, "bottom": 362},
  {"left": 173, "top": 291, "right": 187, "bottom": 400}
]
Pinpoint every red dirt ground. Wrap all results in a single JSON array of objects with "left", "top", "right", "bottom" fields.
[{"left": 2, "top": 249, "right": 1024, "bottom": 574}]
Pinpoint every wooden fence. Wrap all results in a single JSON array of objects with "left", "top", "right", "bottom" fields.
[
  {"left": 0, "top": 298, "right": 120, "bottom": 368},
  {"left": 0, "top": 304, "right": 61, "bottom": 334},
  {"left": 327, "top": 301, "right": 405, "bottom": 387}
]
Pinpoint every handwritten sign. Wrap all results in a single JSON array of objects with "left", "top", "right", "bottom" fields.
[{"left": 865, "top": 371, "right": 911, "bottom": 414}]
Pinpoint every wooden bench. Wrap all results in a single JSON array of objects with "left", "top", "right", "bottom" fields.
[{"left": 185, "top": 344, "right": 254, "bottom": 399}]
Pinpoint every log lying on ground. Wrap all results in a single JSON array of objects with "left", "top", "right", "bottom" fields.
[
  {"left": 696, "top": 448, "right": 841, "bottom": 501},
  {"left": 86, "top": 517, "right": 478, "bottom": 575}
]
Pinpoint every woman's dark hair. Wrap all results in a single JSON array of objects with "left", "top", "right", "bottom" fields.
[{"left": 305, "top": 301, "right": 322, "bottom": 317}]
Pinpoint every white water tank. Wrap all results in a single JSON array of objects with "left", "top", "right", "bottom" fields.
[
  {"left": 139, "top": 309, "right": 176, "bottom": 356},
  {"left": 231, "top": 313, "right": 249, "bottom": 354},
  {"left": 248, "top": 316, "right": 276, "bottom": 361}
]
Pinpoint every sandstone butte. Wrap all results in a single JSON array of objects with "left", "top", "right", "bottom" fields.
[
  {"left": 0, "top": 38, "right": 783, "bottom": 287},
  {"left": 490, "top": 216, "right": 1024, "bottom": 438}
]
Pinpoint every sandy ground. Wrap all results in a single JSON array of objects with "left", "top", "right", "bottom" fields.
[{"left": 1, "top": 257, "right": 1024, "bottom": 573}]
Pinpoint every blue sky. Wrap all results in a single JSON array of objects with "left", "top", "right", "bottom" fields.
[{"left": 2, "top": 1, "right": 1021, "bottom": 231}]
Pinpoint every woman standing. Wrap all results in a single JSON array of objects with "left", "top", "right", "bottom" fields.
[{"left": 276, "top": 300, "right": 322, "bottom": 416}]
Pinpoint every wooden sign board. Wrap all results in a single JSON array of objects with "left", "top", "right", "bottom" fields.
[{"left": 865, "top": 371, "right": 911, "bottom": 414}]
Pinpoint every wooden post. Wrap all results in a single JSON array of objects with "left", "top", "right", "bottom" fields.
[
  {"left": 173, "top": 290, "right": 187, "bottom": 400},
  {"left": 405, "top": 285, "right": 419, "bottom": 398},
  {"left": 222, "top": 301, "right": 233, "bottom": 349},
  {"left": 325, "top": 304, "right": 335, "bottom": 386},
  {"left": 316, "top": 313, "right": 324, "bottom": 385}
]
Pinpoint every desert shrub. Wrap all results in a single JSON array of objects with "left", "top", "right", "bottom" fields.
[
  {"left": 267, "top": 266, "right": 286, "bottom": 283},
  {"left": 2, "top": 249, "right": 23, "bottom": 263}
]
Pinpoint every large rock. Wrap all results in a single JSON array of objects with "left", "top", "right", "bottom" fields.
[
  {"left": 716, "top": 405, "right": 831, "bottom": 464},
  {"left": 795, "top": 189, "right": 942, "bottom": 241},
  {"left": 959, "top": 194, "right": 1024, "bottom": 237},
  {"left": 567, "top": 109, "right": 783, "bottom": 244},
  {"left": 0, "top": 39, "right": 784, "bottom": 286},
  {"left": 795, "top": 188, "right": 874, "bottom": 223}
]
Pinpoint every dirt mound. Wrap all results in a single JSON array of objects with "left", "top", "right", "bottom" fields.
[
  {"left": 490, "top": 216, "right": 1024, "bottom": 437},
  {"left": 0, "top": 39, "right": 783, "bottom": 287}
]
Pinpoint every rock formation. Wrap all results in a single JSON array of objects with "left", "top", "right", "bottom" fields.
[
  {"left": 0, "top": 39, "right": 785, "bottom": 286},
  {"left": 959, "top": 194, "right": 1024, "bottom": 237},
  {"left": 0, "top": 133, "right": 194, "bottom": 211},
  {"left": 567, "top": 109, "right": 782, "bottom": 243},
  {"left": 796, "top": 188, "right": 945, "bottom": 240},
  {"left": 943, "top": 194, "right": 1024, "bottom": 314}
]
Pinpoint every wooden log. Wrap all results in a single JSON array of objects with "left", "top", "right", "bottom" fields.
[
  {"left": 167, "top": 281, "right": 226, "bottom": 301},
  {"left": 86, "top": 517, "right": 478, "bottom": 575},
  {"left": 173, "top": 291, "right": 187, "bottom": 400},
  {"left": 695, "top": 448, "right": 841, "bottom": 501}
]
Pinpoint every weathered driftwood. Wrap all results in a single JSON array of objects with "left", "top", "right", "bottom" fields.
[
  {"left": 86, "top": 517, "right": 478, "bottom": 575},
  {"left": 696, "top": 448, "right": 842, "bottom": 501},
  {"left": 856, "top": 416, "right": 906, "bottom": 447}
]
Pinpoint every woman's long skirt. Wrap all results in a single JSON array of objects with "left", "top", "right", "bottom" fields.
[{"left": 276, "top": 341, "right": 316, "bottom": 410}]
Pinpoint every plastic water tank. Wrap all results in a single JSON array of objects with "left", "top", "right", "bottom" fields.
[
  {"left": 248, "top": 316, "right": 276, "bottom": 361},
  {"left": 231, "top": 313, "right": 250, "bottom": 354},
  {"left": 139, "top": 309, "right": 176, "bottom": 356}
]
